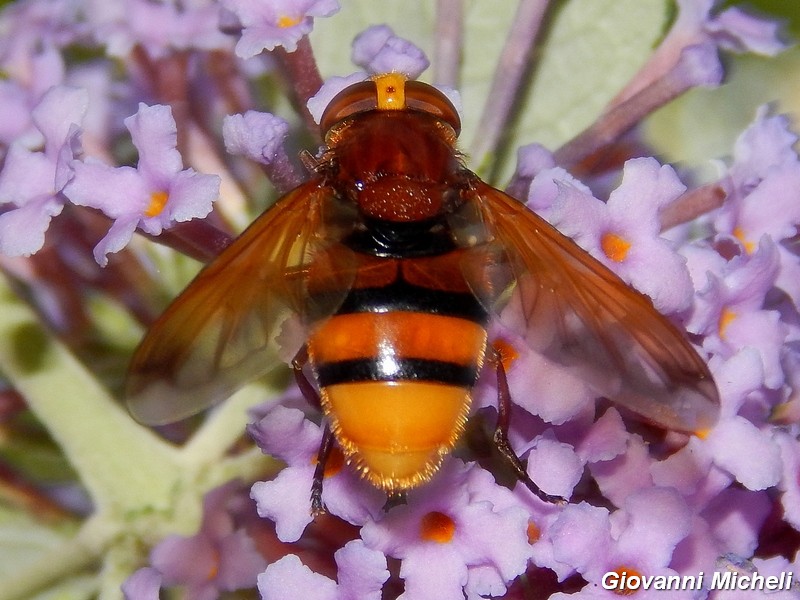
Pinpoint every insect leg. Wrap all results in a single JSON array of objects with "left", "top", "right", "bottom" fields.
[
  {"left": 293, "top": 346, "right": 331, "bottom": 515},
  {"left": 310, "top": 424, "right": 334, "bottom": 516},
  {"left": 292, "top": 345, "right": 321, "bottom": 410},
  {"left": 383, "top": 490, "right": 408, "bottom": 512},
  {"left": 492, "top": 349, "right": 567, "bottom": 504}
]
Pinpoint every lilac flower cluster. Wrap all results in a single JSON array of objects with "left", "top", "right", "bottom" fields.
[{"left": 0, "top": 0, "right": 799, "bottom": 599}]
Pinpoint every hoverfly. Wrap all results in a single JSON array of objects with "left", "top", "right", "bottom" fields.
[{"left": 127, "top": 73, "right": 719, "bottom": 509}]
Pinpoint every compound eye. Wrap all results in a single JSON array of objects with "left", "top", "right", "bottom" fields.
[
  {"left": 405, "top": 80, "right": 461, "bottom": 136},
  {"left": 319, "top": 80, "right": 378, "bottom": 136}
]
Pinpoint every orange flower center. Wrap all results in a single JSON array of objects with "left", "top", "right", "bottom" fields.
[
  {"left": 419, "top": 511, "right": 456, "bottom": 543},
  {"left": 206, "top": 548, "right": 220, "bottom": 581},
  {"left": 145, "top": 190, "right": 169, "bottom": 217},
  {"left": 718, "top": 307, "right": 736, "bottom": 339},
  {"left": 694, "top": 427, "right": 712, "bottom": 440},
  {"left": 277, "top": 15, "right": 302, "bottom": 28},
  {"left": 609, "top": 565, "right": 643, "bottom": 596},
  {"left": 527, "top": 519, "right": 541, "bottom": 543},
  {"left": 601, "top": 232, "right": 632, "bottom": 262},
  {"left": 732, "top": 226, "right": 755, "bottom": 254},
  {"left": 492, "top": 338, "right": 519, "bottom": 372}
]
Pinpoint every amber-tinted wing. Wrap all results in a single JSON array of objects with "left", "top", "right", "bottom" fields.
[
  {"left": 127, "top": 181, "right": 350, "bottom": 425},
  {"left": 468, "top": 181, "right": 719, "bottom": 434}
]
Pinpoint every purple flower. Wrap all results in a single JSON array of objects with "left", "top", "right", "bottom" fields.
[
  {"left": 574, "top": 408, "right": 629, "bottom": 464},
  {"left": 516, "top": 144, "right": 556, "bottom": 175},
  {"left": 0, "top": 1, "right": 77, "bottom": 135},
  {"left": 705, "top": 415, "right": 782, "bottom": 491},
  {"left": 614, "top": 0, "right": 786, "bottom": 104},
  {"left": 257, "top": 540, "right": 388, "bottom": 600},
  {"left": 0, "top": 2, "right": 796, "bottom": 599},
  {"left": 86, "top": 0, "right": 230, "bottom": 59},
  {"left": 482, "top": 330, "right": 596, "bottom": 427},
  {"left": 307, "top": 72, "right": 369, "bottom": 124},
  {"left": 545, "top": 158, "right": 694, "bottom": 314},
  {"left": 62, "top": 103, "right": 220, "bottom": 266},
  {"left": 122, "top": 567, "right": 162, "bottom": 600},
  {"left": 523, "top": 436, "right": 584, "bottom": 500},
  {"left": 221, "top": 0, "right": 340, "bottom": 58},
  {"left": 704, "top": 3, "right": 787, "bottom": 55},
  {"left": 249, "top": 402, "right": 384, "bottom": 542},
  {"left": 727, "top": 107, "right": 800, "bottom": 188},
  {"left": 534, "top": 489, "right": 692, "bottom": 596},
  {"left": 360, "top": 461, "right": 534, "bottom": 600},
  {"left": 653, "top": 350, "right": 780, "bottom": 576},
  {"left": 145, "top": 483, "right": 266, "bottom": 599},
  {"left": 652, "top": 349, "right": 780, "bottom": 514},
  {"left": 587, "top": 428, "right": 657, "bottom": 508},
  {"left": 0, "top": 85, "right": 87, "bottom": 256},
  {"left": 711, "top": 554, "right": 799, "bottom": 600},
  {"left": 684, "top": 238, "right": 786, "bottom": 389},
  {"left": 223, "top": 111, "right": 290, "bottom": 166},
  {"left": 351, "top": 25, "right": 430, "bottom": 79},
  {"left": 714, "top": 107, "right": 800, "bottom": 303},
  {"left": 702, "top": 487, "right": 771, "bottom": 559},
  {"left": 776, "top": 430, "right": 800, "bottom": 532},
  {"left": 0, "top": 44, "right": 66, "bottom": 147}
]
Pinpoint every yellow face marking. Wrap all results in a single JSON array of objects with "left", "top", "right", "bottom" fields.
[{"left": 373, "top": 73, "right": 408, "bottom": 111}]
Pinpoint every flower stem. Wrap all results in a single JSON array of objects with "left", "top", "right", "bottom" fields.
[
  {"left": 553, "top": 45, "right": 723, "bottom": 169},
  {"left": 264, "top": 144, "right": 308, "bottom": 195},
  {"left": 468, "top": 0, "right": 551, "bottom": 171},
  {"left": 433, "top": 0, "right": 464, "bottom": 88},
  {"left": 186, "top": 120, "right": 253, "bottom": 230},
  {"left": 147, "top": 220, "right": 233, "bottom": 263},
  {"left": 660, "top": 182, "right": 727, "bottom": 231},
  {"left": 274, "top": 37, "right": 324, "bottom": 139}
]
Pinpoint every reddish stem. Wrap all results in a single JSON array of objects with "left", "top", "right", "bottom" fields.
[
  {"left": 274, "top": 37, "right": 325, "bottom": 140},
  {"left": 659, "top": 183, "right": 727, "bottom": 231}
]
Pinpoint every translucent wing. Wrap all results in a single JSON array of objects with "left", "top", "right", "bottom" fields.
[
  {"left": 468, "top": 181, "right": 719, "bottom": 434},
  {"left": 127, "top": 181, "right": 350, "bottom": 425}
]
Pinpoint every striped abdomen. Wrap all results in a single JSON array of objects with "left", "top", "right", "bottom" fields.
[{"left": 307, "top": 263, "right": 489, "bottom": 492}]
